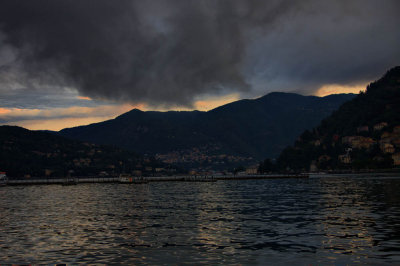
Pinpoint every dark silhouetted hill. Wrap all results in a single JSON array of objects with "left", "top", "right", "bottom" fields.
[
  {"left": 0, "top": 126, "right": 169, "bottom": 178},
  {"left": 59, "top": 92, "right": 355, "bottom": 169},
  {"left": 271, "top": 66, "right": 400, "bottom": 172}
]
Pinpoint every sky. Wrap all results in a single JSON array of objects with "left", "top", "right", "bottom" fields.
[{"left": 0, "top": 0, "right": 399, "bottom": 130}]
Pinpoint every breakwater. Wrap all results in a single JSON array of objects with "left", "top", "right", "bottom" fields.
[{"left": 4, "top": 174, "right": 308, "bottom": 186}]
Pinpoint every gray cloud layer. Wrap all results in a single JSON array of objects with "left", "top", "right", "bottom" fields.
[
  {"left": 0, "top": 88, "right": 109, "bottom": 109},
  {"left": 0, "top": 0, "right": 399, "bottom": 107}
]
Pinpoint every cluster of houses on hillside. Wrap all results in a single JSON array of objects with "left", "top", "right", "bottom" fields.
[
  {"left": 336, "top": 123, "right": 400, "bottom": 166},
  {"left": 309, "top": 123, "right": 400, "bottom": 171}
]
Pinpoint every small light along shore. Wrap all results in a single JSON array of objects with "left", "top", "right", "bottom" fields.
[{"left": 3, "top": 174, "right": 309, "bottom": 186}]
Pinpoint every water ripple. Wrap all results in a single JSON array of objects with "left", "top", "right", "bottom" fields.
[{"left": 0, "top": 177, "right": 399, "bottom": 264}]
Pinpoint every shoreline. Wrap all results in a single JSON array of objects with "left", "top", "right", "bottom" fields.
[
  {"left": 3, "top": 172, "right": 400, "bottom": 186},
  {"left": 3, "top": 174, "right": 308, "bottom": 186}
]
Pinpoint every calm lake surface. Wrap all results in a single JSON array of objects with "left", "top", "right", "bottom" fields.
[{"left": 1, "top": 176, "right": 400, "bottom": 265}]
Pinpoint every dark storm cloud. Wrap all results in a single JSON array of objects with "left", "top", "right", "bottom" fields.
[
  {"left": 245, "top": 1, "right": 400, "bottom": 95},
  {"left": 0, "top": 0, "right": 399, "bottom": 107}
]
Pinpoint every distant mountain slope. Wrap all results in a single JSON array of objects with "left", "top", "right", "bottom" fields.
[
  {"left": 59, "top": 92, "right": 355, "bottom": 169},
  {"left": 0, "top": 126, "right": 166, "bottom": 178},
  {"left": 273, "top": 66, "right": 400, "bottom": 172}
]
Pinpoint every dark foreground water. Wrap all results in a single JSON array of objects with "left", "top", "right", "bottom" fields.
[{"left": 1, "top": 176, "right": 400, "bottom": 265}]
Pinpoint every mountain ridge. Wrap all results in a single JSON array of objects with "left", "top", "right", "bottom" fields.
[{"left": 59, "top": 92, "right": 356, "bottom": 169}]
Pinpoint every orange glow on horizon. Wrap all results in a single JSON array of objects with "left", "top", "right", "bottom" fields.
[
  {"left": 0, "top": 108, "right": 11, "bottom": 115},
  {"left": 315, "top": 83, "right": 367, "bottom": 97},
  {"left": 194, "top": 93, "right": 240, "bottom": 111},
  {"left": 1, "top": 93, "right": 239, "bottom": 130},
  {"left": 1, "top": 85, "right": 372, "bottom": 131},
  {"left": 10, "top": 117, "right": 116, "bottom": 131},
  {"left": 0, "top": 104, "right": 144, "bottom": 131},
  {"left": 134, "top": 93, "right": 240, "bottom": 112}
]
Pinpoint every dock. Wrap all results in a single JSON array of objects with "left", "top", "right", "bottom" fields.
[{"left": 4, "top": 174, "right": 308, "bottom": 186}]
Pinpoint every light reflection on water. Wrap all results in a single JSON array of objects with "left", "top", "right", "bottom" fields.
[{"left": 0, "top": 176, "right": 399, "bottom": 264}]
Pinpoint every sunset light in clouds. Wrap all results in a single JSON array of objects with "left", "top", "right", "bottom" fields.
[
  {"left": 0, "top": 108, "right": 11, "bottom": 115},
  {"left": 0, "top": 93, "right": 242, "bottom": 130},
  {"left": 76, "top": 96, "right": 92, "bottom": 101},
  {"left": 193, "top": 93, "right": 240, "bottom": 111},
  {"left": 0, "top": 80, "right": 371, "bottom": 131},
  {"left": 315, "top": 83, "right": 367, "bottom": 97},
  {"left": 0, "top": 104, "right": 142, "bottom": 130}
]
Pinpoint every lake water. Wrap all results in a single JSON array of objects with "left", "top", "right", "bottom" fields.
[{"left": 1, "top": 176, "right": 400, "bottom": 264}]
